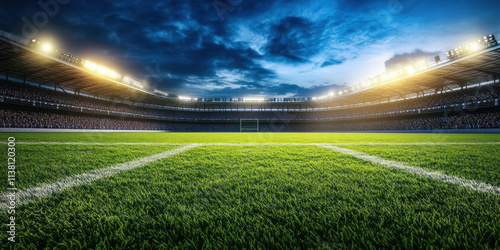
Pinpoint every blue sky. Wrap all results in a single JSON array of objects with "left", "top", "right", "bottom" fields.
[{"left": 1, "top": 0, "right": 500, "bottom": 98}]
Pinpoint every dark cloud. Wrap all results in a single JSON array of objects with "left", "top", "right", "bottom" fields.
[
  {"left": 1, "top": 0, "right": 500, "bottom": 98},
  {"left": 264, "top": 16, "right": 322, "bottom": 63},
  {"left": 321, "top": 59, "right": 345, "bottom": 67}
]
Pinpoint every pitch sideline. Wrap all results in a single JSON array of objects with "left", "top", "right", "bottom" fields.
[
  {"left": 0, "top": 144, "right": 200, "bottom": 211},
  {"left": 321, "top": 144, "right": 500, "bottom": 196}
]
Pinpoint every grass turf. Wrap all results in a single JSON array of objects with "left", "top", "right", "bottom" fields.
[
  {"left": 0, "top": 144, "right": 180, "bottom": 191},
  {"left": 2, "top": 145, "right": 499, "bottom": 249},
  {"left": 340, "top": 144, "right": 500, "bottom": 186},
  {"left": 2, "top": 132, "right": 500, "bottom": 143}
]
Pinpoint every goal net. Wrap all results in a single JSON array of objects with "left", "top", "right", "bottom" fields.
[{"left": 240, "top": 119, "right": 259, "bottom": 132}]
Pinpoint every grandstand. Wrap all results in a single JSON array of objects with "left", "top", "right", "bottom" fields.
[{"left": 0, "top": 30, "right": 500, "bottom": 131}]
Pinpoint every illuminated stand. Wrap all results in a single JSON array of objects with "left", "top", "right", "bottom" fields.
[{"left": 240, "top": 119, "right": 259, "bottom": 132}]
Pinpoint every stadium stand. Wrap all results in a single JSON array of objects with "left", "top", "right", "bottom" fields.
[{"left": 1, "top": 78, "right": 500, "bottom": 131}]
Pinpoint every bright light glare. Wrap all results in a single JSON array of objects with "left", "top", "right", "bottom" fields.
[
  {"left": 154, "top": 90, "right": 168, "bottom": 96},
  {"left": 414, "top": 61, "right": 428, "bottom": 71},
  {"left": 470, "top": 43, "right": 479, "bottom": 51},
  {"left": 179, "top": 96, "right": 192, "bottom": 101},
  {"left": 96, "top": 66, "right": 110, "bottom": 75},
  {"left": 84, "top": 60, "right": 123, "bottom": 80},
  {"left": 83, "top": 61, "right": 97, "bottom": 71},
  {"left": 42, "top": 43, "right": 52, "bottom": 52},
  {"left": 107, "top": 71, "right": 121, "bottom": 79},
  {"left": 405, "top": 66, "right": 416, "bottom": 74}
]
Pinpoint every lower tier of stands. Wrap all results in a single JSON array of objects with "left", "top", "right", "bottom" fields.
[{"left": 2, "top": 105, "right": 499, "bottom": 131}]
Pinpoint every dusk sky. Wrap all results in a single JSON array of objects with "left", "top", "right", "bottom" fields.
[{"left": 1, "top": 0, "right": 500, "bottom": 98}]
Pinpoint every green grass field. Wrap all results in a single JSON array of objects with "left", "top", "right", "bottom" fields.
[
  {"left": 4, "top": 132, "right": 500, "bottom": 143},
  {"left": 1, "top": 133, "right": 500, "bottom": 249}
]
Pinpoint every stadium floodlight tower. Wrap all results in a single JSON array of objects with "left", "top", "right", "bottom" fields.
[{"left": 240, "top": 119, "right": 259, "bottom": 132}]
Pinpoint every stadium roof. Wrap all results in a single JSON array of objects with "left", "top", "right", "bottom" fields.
[
  {"left": 315, "top": 44, "right": 500, "bottom": 109},
  {"left": 0, "top": 32, "right": 181, "bottom": 107},
  {"left": 1, "top": 30, "right": 499, "bottom": 111}
]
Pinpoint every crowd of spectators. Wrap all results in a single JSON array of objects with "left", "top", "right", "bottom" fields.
[
  {"left": 1, "top": 108, "right": 499, "bottom": 131},
  {"left": 0, "top": 109, "right": 167, "bottom": 130},
  {"left": 263, "top": 112, "right": 500, "bottom": 131},
  {"left": 1, "top": 79, "right": 499, "bottom": 122}
]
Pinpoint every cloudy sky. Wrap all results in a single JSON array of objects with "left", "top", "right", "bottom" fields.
[{"left": 1, "top": 0, "right": 500, "bottom": 98}]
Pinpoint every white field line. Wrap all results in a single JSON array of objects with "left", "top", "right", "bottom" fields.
[
  {"left": 0, "top": 144, "right": 199, "bottom": 211},
  {"left": 2, "top": 142, "right": 500, "bottom": 146},
  {"left": 3, "top": 142, "right": 188, "bottom": 145},
  {"left": 321, "top": 145, "right": 500, "bottom": 195}
]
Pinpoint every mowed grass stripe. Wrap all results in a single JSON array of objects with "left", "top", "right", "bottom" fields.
[
  {"left": 4, "top": 146, "right": 499, "bottom": 249},
  {"left": 340, "top": 145, "right": 500, "bottom": 186},
  {"left": 323, "top": 145, "right": 500, "bottom": 195},
  {"left": 0, "top": 144, "right": 182, "bottom": 191},
  {"left": 0, "top": 144, "right": 198, "bottom": 211}
]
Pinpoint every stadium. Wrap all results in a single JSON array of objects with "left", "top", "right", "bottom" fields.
[{"left": 1, "top": 1, "right": 500, "bottom": 248}]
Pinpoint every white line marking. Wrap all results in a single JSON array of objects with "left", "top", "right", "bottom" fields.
[
  {"left": 321, "top": 144, "right": 500, "bottom": 195},
  {"left": 330, "top": 142, "right": 500, "bottom": 145},
  {"left": 0, "top": 144, "right": 199, "bottom": 211},
  {"left": 2, "top": 142, "right": 500, "bottom": 146},
  {"left": 2, "top": 142, "right": 188, "bottom": 145}
]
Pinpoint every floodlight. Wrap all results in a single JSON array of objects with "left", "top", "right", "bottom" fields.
[
  {"left": 243, "top": 98, "right": 265, "bottom": 102},
  {"left": 179, "top": 96, "right": 193, "bottom": 101},
  {"left": 405, "top": 66, "right": 416, "bottom": 74},
  {"left": 84, "top": 61, "right": 97, "bottom": 71},
  {"left": 470, "top": 43, "right": 479, "bottom": 51},
  {"left": 154, "top": 90, "right": 168, "bottom": 96},
  {"left": 96, "top": 66, "right": 109, "bottom": 75},
  {"left": 42, "top": 43, "right": 52, "bottom": 52},
  {"left": 107, "top": 70, "right": 121, "bottom": 79}
]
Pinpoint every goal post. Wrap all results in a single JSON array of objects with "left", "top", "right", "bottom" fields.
[{"left": 240, "top": 119, "right": 259, "bottom": 132}]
